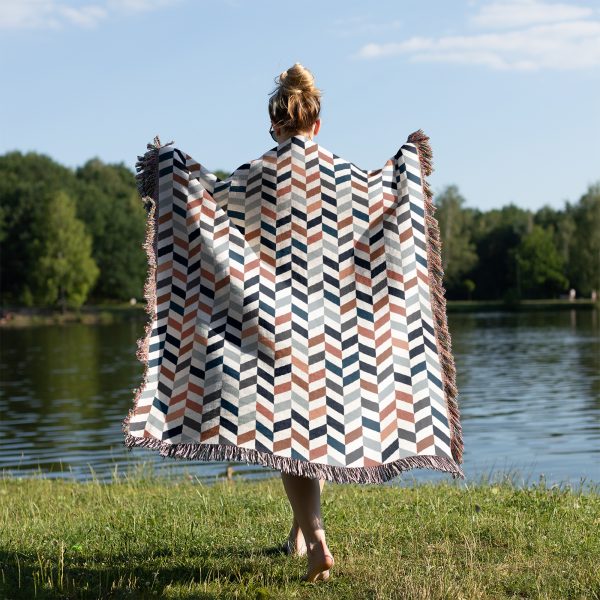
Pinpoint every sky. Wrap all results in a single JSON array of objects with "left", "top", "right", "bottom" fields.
[{"left": 1, "top": 0, "right": 599, "bottom": 212}]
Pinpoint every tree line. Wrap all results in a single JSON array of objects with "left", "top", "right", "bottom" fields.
[{"left": 0, "top": 150, "right": 598, "bottom": 309}]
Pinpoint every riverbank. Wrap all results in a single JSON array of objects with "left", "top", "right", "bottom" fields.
[
  {"left": 1, "top": 474, "right": 598, "bottom": 599},
  {"left": 0, "top": 302, "right": 143, "bottom": 327},
  {"left": 1, "top": 298, "right": 599, "bottom": 327}
]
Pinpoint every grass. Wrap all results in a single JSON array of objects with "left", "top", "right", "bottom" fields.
[{"left": 0, "top": 468, "right": 599, "bottom": 600}]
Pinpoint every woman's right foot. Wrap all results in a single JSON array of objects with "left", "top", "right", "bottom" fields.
[{"left": 301, "top": 540, "right": 334, "bottom": 583}]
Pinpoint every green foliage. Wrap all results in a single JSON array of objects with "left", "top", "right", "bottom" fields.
[
  {"left": 31, "top": 191, "right": 99, "bottom": 309},
  {"left": 434, "top": 185, "right": 478, "bottom": 291},
  {"left": 514, "top": 224, "right": 568, "bottom": 298},
  {"left": 567, "top": 183, "right": 600, "bottom": 296},
  {"left": 466, "top": 203, "right": 531, "bottom": 300},
  {"left": 0, "top": 151, "right": 82, "bottom": 304},
  {"left": 0, "top": 152, "right": 147, "bottom": 306},
  {"left": 75, "top": 158, "right": 147, "bottom": 301},
  {"left": 214, "top": 169, "right": 231, "bottom": 180},
  {"left": 535, "top": 203, "right": 577, "bottom": 290},
  {"left": 462, "top": 278, "right": 476, "bottom": 300}
]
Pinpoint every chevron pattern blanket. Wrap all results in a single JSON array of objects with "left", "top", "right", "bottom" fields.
[{"left": 122, "top": 130, "right": 465, "bottom": 483}]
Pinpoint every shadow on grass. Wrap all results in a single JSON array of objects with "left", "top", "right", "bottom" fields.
[{"left": 0, "top": 542, "right": 295, "bottom": 599}]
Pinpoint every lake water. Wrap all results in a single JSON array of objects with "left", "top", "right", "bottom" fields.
[{"left": 1, "top": 309, "right": 598, "bottom": 490}]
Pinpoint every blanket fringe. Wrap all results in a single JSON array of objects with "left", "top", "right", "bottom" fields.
[
  {"left": 407, "top": 129, "right": 464, "bottom": 466},
  {"left": 124, "top": 433, "right": 464, "bottom": 483},
  {"left": 121, "top": 135, "right": 173, "bottom": 439},
  {"left": 134, "top": 135, "right": 175, "bottom": 213}
]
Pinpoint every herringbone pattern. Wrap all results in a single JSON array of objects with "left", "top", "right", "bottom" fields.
[{"left": 122, "top": 131, "right": 464, "bottom": 483}]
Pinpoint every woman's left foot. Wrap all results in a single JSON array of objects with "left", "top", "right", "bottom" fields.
[{"left": 282, "top": 524, "right": 307, "bottom": 556}]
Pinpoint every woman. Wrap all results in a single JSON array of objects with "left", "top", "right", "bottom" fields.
[
  {"left": 124, "top": 62, "right": 464, "bottom": 586},
  {"left": 267, "top": 63, "right": 333, "bottom": 583}
]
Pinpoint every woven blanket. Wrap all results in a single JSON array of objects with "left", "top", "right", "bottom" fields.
[{"left": 122, "top": 130, "right": 465, "bottom": 483}]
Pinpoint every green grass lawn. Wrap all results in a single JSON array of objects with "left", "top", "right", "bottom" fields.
[{"left": 1, "top": 471, "right": 599, "bottom": 599}]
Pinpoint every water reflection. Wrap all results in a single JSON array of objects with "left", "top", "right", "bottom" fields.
[{"left": 1, "top": 309, "right": 598, "bottom": 488}]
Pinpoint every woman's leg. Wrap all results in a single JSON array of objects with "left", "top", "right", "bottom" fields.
[
  {"left": 280, "top": 473, "right": 334, "bottom": 581},
  {"left": 284, "top": 477, "right": 325, "bottom": 555}
]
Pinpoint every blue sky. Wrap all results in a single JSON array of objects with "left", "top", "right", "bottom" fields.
[{"left": 1, "top": 0, "right": 598, "bottom": 212}]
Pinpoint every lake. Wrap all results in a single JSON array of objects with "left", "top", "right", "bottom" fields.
[{"left": 1, "top": 308, "right": 598, "bottom": 489}]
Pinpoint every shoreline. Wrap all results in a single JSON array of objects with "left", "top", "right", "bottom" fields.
[{"left": 1, "top": 298, "right": 598, "bottom": 327}]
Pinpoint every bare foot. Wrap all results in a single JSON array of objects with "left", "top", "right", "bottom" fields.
[
  {"left": 314, "top": 569, "right": 330, "bottom": 581},
  {"left": 301, "top": 540, "right": 334, "bottom": 583},
  {"left": 284, "top": 524, "right": 306, "bottom": 557}
]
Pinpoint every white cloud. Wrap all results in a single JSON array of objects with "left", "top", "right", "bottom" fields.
[
  {"left": 60, "top": 4, "right": 107, "bottom": 27},
  {"left": 0, "top": 0, "right": 179, "bottom": 30},
  {"left": 0, "top": 0, "right": 107, "bottom": 29},
  {"left": 106, "top": 0, "right": 180, "bottom": 13},
  {"left": 470, "top": 0, "right": 594, "bottom": 29},
  {"left": 355, "top": 0, "right": 600, "bottom": 71}
]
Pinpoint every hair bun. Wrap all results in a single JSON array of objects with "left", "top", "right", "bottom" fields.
[
  {"left": 268, "top": 62, "right": 322, "bottom": 136},
  {"left": 280, "top": 63, "right": 318, "bottom": 95}
]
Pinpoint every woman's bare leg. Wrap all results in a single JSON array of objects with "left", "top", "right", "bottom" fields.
[
  {"left": 280, "top": 473, "right": 333, "bottom": 581},
  {"left": 284, "top": 477, "right": 325, "bottom": 555}
]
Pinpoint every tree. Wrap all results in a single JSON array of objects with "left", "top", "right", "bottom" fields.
[
  {"left": 0, "top": 151, "right": 81, "bottom": 304},
  {"left": 463, "top": 279, "right": 475, "bottom": 300},
  {"left": 214, "top": 169, "right": 230, "bottom": 180},
  {"left": 567, "top": 183, "right": 600, "bottom": 297},
  {"left": 514, "top": 225, "right": 568, "bottom": 298},
  {"left": 0, "top": 152, "right": 151, "bottom": 305},
  {"left": 75, "top": 158, "right": 147, "bottom": 301},
  {"left": 433, "top": 185, "right": 478, "bottom": 298},
  {"left": 468, "top": 203, "right": 531, "bottom": 300},
  {"left": 535, "top": 203, "right": 576, "bottom": 282},
  {"left": 31, "top": 191, "right": 99, "bottom": 310}
]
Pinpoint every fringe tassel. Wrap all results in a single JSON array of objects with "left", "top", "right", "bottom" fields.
[
  {"left": 406, "top": 129, "right": 464, "bottom": 466},
  {"left": 121, "top": 135, "right": 173, "bottom": 440},
  {"left": 133, "top": 135, "right": 174, "bottom": 209},
  {"left": 124, "top": 433, "right": 465, "bottom": 484}
]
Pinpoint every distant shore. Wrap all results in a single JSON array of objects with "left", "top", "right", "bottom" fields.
[{"left": 0, "top": 298, "right": 598, "bottom": 327}]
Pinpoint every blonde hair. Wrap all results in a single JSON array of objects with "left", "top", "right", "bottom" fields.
[{"left": 268, "top": 63, "right": 321, "bottom": 136}]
